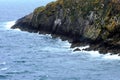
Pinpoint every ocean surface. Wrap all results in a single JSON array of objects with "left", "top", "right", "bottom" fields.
[{"left": 0, "top": 0, "right": 120, "bottom": 80}]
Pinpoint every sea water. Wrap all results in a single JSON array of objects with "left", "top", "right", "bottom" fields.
[{"left": 0, "top": 0, "right": 120, "bottom": 80}]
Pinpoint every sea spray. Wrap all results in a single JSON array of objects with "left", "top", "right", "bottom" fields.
[
  {"left": 103, "top": 53, "right": 120, "bottom": 60},
  {"left": 71, "top": 46, "right": 120, "bottom": 60},
  {"left": 5, "top": 21, "right": 16, "bottom": 29}
]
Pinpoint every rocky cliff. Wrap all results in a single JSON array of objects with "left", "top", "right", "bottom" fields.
[{"left": 12, "top": 0, "right": 120, "bottom": 54}]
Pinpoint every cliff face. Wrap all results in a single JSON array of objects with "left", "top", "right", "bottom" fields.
[{"left": 12, "top": 0, "right": 120, "bottom": 54}]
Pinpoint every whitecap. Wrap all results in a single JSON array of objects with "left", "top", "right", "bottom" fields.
[
  {"left": 14, "top": 28, "right": 21, "bottom": 31},
  {"left": 61, "top": 41, "right": 71, "bottom": 48},
  {"left": 103, "top": 53, "right": 120, "bottom": 60},
  {"left": 45, "top": 34, "right": 52, "bottom": 38},
  {"left": 5, "top": 21, "right": 16, "bottom": 29},
  {"left": 41, "top": 46, "right": 67, "bottom": 52},
  {"left": 71, "top": 46, "right": 120, "bottom": 60},
  {"left": 72, "top": 45, "right": 90, "bottom": 51},
  {"left": 0, "top": 67, "right": 8, "bottom": 71},
  {"left": 83, "top": 50, "right": 102, "bottom": 57},
  {"left": 0, "top": 62, "right": 6, "bottom": 65},
  {"left": 87, "top": 51, "right": 120, "bottom": 60},
  {"left": 72, "top": 50, "right": 102, "bottom": 57}
]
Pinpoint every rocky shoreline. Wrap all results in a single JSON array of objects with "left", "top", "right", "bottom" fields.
[{"left": 12, "top": 0, "right": 120, "bottom": 55}]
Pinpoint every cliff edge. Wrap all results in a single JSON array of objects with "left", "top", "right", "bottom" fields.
[{"left": 12, "top": 0, "right": 120, "bottom": 54}]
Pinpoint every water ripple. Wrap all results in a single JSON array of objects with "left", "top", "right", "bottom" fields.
[
  {"left": 6, "top": 70, "right": 32, "bottom": 75},
  {"left": 0, "top": 74, "right": 9, "bottom": 79}
]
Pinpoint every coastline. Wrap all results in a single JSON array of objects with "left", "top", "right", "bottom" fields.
[{"left": 11, "top": 0, "right": 120, "bottom": 55}]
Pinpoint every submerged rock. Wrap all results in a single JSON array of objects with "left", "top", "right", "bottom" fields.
[{"left": 12, "top": 0, "right": 120, "bottom": 54}]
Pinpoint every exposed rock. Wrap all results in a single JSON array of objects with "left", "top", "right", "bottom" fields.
[{"left": 12, "top": 0, "right": 120, "bottom": 54}]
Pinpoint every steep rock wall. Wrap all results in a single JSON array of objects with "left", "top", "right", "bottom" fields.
[{"left": 12, "top": 0, "right": 120, "bottom": 54}]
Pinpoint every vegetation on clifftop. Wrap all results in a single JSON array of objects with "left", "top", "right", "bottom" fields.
[{"left": 33, "top": 0, "right": 120, "bottom": 41}]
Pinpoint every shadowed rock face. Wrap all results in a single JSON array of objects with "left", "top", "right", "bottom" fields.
[{"left": 12, "top": 0, "right": 120, "bottom": 54}]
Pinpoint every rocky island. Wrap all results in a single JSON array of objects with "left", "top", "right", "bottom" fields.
[{"left": 12, "top": 0, "right": 120, "bottom": 54}]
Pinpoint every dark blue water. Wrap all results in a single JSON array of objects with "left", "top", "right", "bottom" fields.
[{"left": 0, "top": 0, "right": 120, "bottom": 80}]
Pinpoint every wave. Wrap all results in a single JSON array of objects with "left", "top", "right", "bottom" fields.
[
  {"left": 103, "top": 53, "right": 120, "bottom": 60},
  {"left": 40, "top": 38, "right": 71, "bottom": 52},
  {"left": 0, "top": 67, "right": 8, "bottom": 71},
  {"left": 72, "top": 46, "right": 120, "bottom": 60},
  {"left": 5, "top": 21, "right": 16, "bottom": 29},
  {"left": 0, "top": 62, "right": 6, "bottom": 65},
  {"left": 6, "top": 70, "right": 32, "bottom": 74},
  {"left": 0, "top": 20, "right": 22, "bottom": 31},
  {"left": 0, "top": 74, "right": 9, "bottom": 79},
  {"left": 72, "top": 45, "right": 90, "bottom": 51}
]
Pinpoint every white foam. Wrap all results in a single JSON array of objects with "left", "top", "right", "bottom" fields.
[
  {"left": 71, "top": 45, "right": 90, "bottom": 54},
  {"left": 72, "top": 50, "right": 102, "bottom": 57},
  {"left": 0, "top": 62, "right": 6, "bottom": 65},
  {"left": 77, "top": 46, "right": 89, "bottom": 51},
  {"left": 87, "top": 51, "right": 120, "bottom": 60},
  {"left": 72, "top": 46, "right": 120, "bottom": 60},
  {"left": 5, "top": 21, "right": 16, "bottom": 29},
  {"left": 61, "top": 41, "right": 71, "bottom": 48},
  {"left": 84, "top": 50, "right": 102, "bottom": 57},
  {"left": 14, "top": 28, "right": 21, "bottom": 31},
  {"left": 103, "top": 53, "right": 120, "bottom": 60},
  {"left": 45, "top": 34, "right": 52, "bottom": 38},
  {"left": 41, "top": 47, "right": 67, "bottom": 53},
  {"left": 72, "top": 45, "right": 90, "bottom": 51},
  {"left": 0, "top": 67, "right": 8, "bottom": 71}
]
